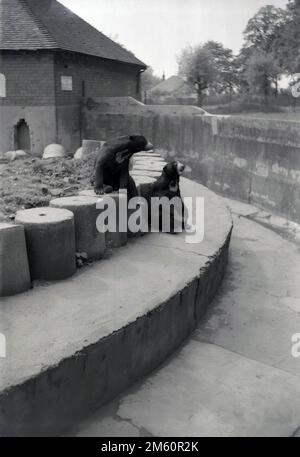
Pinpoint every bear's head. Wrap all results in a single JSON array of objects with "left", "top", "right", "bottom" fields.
[
  {"left": 114, "top": 134, "right": 153, "bottom": 164},
  {"left": 163, "top": 161, "right": 185, "bottom": 192},
  {"left": 127, "top": 134, "right": 153, "bottom": 153}
]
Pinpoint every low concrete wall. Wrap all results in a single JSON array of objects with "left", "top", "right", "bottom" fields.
[
  {"left": 83, "top": 96, "right": 206, "bottom": 118},
  {"left": 82, "top": 104, "right": 300, "bottom": 222},
  {"left": 0, "top": 180, "right": 232, "bottom": 436}
]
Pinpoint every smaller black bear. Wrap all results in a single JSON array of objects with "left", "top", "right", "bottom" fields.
[
  {"left": 139, "top": 161, "right": 187, "bottom": 234},
  {"left": 93, "top": 135, "right": 153, "bottom": 198}
]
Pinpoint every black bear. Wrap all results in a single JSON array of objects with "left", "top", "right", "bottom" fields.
[
  {"left": 139, "top": 161, "right": 187, "bottom": 233},
  {"left": 93, "top": 135, "right": 153, "bottom": 198}
]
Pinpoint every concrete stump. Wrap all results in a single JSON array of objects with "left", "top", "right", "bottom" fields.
[
  {"left": 0, "top": 223, "right": 31, "bottom": 296},
  {"left": 103, "top": 193, "right": 128, "bottom": 248},
  {"left": 15, "top": 207, "right": 76, "bottom": 281},
  {"left": 82, "top": 140, "right": 104, "bottom": 158},
  {"left": 133, "top": 163, "right": 166, "bottom": 172},
  {"left": 78, "top": 190, "right": 150, "bottom": 244},
  {"left": 135, "top": 152, "right": 161, "bottom": 158},
  {"left": 133, "top": 175, "right": 156, "bottom": 188},
  {"left": 133, "top": 157, "right": 165, "bottom": 165},
  {"left": 50, "top": 196, "right": 106, "bottom": 260},
  {"left": 128, "top": 198, "right": 148, "bottom": 238},
  {"left": 79, "top": 190, "right": 128, "bottom": 248},
  {"left": 74, "top": 147, "right": 83, "bottom": 160},
  {"left": 130, "top": 169, "right": 161, "bottom": 178}
]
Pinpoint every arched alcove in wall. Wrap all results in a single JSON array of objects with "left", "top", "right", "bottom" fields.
[{"left": 14, "top": 119, "right": 31, "bottom": 151}]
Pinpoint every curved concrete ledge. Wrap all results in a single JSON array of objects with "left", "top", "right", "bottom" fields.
[{"left": 0, "top": 179, "right": 233, "bottom": 437}]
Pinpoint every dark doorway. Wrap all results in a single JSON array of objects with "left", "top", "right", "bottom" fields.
[{"left": 14, "top": 119, "right": 31, "bottom": 151}]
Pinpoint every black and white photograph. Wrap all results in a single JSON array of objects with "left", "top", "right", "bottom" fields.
[{"left": 0, "top": 0, "right": 300, "bottom": 442}]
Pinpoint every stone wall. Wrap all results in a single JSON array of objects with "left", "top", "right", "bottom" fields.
[{"left": 82, "top": 104, "right": 300, "bottom": 222}]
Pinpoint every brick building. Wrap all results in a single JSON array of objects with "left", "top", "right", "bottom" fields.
[{"left": 0, "top": 0, "right": 146, "bottom": 154}]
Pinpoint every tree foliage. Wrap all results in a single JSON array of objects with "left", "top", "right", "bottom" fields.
[
  {"left": 177, "top": 45, "right": 216, "bottom": 106},
  {"left": 273, "top": 1, "right": 300, "bottom": 74},
  {"left": 203, "top": 41, "right": 239, "bottom": 94},
  {"left": 176, "top": 1, "right": 300, "bottom": 109},
  {"left": 246, "top": 52, "right": 280, "bottom": 101},
  {"left": 242, "top": 5, "right": 287, "bottom": 55},
  {"left": 177, "top": 41, "right": 240, "bottom": 105}
]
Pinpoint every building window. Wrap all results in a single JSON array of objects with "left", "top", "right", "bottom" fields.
[
  {"left": 61, "top": 76, "right": 73, "bottom": 91},
  {"left": 82, "top": 80, "right": 86, "bottom": 97},
  {"left": 0, "top": 74, "right": 6, "bottom": 97}
]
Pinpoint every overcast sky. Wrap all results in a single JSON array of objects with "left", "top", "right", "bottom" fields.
[{"left": 60, "top": 0, "right": 288, "bottom": 77}]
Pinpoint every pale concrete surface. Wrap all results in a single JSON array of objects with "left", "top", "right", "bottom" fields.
[
  {"left": 0, "top": 179, "right": 231, "bottom": 392},
  {"left": 50, "top": 196, "right": 106, "bottom": 260},
  {"left": 222, "top": 197, "right": 300, "bottom": 246},
  {"left": 72, "top": 198, "right": 300, "bottom": 437},
  {"left": 15, "top": 207, "right": 76, "bottom": 281},
  {"left": 0, "top": 223, "right": 31, "bottom": 296}
]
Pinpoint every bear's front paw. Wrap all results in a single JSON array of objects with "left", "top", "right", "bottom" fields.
[
  {"left": 104, "top": 185, "right": 114, "bottom": 194},
  {"left": 94, "top": 188, "right": 105, "bottom": 196}
]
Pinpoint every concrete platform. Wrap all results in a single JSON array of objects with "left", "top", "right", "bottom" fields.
[
  {"left": 73, "top": 198, "right": 300, "bottom": 437},
  {"left": 0, "top": 179, "right": 232, "bottom": 436}
]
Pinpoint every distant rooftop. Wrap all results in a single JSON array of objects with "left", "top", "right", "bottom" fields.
[
  {"left": 149, "top": 75, "right": 195, "bottom": 95},
  {"left": 0, "top": 0, "right": 146, "bottom": 67}
]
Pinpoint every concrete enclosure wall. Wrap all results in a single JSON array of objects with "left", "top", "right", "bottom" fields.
[{"left": 82, "top": 106, "right": 300, "bottom": 222}]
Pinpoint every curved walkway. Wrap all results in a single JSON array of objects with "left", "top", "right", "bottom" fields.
[
  {"left": 73, "top": 198, "right": 300, "bottom": 437},
  {"left": 0, "top": 179, "right": 232, "bottom": 436}
]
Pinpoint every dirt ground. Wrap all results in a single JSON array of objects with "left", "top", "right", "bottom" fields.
[{"left": 0, "top": 156, "right": 95, "bottom": 222}]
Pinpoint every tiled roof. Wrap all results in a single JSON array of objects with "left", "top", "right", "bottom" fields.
[{"left": 0, "top": 0, "right": 146, "bottom": 67}]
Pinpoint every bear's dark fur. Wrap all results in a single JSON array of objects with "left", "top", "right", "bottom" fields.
[
  {"left": 93, "top": 135, "right": 153, "bottom": 197},
  {"left": 139, "top": 161, "right": 187, "bottom": 234}
]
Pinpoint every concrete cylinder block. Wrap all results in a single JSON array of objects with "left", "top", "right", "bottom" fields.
[
  {"left": 82, "top": 140, "right": 104, "bottom": 158},
  {"left": 128, "top": 198, "right": 148, "bottom": 238},
  {"left": 103, "top": 193, "right": 128, "bottom": 248},
  {"left": 133, "top": 175, "right": 156, "bottom": 189},
  {"left": 133, "top": 156, "right": 165, "bottom": 164},
  {"left": 15, "top": 207, "right": 76, "bottom": 281},
  {"left": 0, "top": 223, "right": 31, "bottom": 297},
  {"left": 135, "top": 152, "right": 162, "bottom": 158},
  {"left": 130, "top": 169, "right": 161, "bottom": 178},
  {"left": 135, "top": 153, "right": 164, "bottom": 159},
  {"left": 134, "top": 157, "right": 165, "bottom": 164},
  {"left": 133, "top": 163, "right": 166, "bottom": 172},
  {"left": 79, "top": 190, "right": 146, "bottom": 244},
  {"left": 73, "top": 147, "right": 83, "bottom": 160},
  {"left": 50, "top": 196, "right": 106, "bottom": 260}
]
